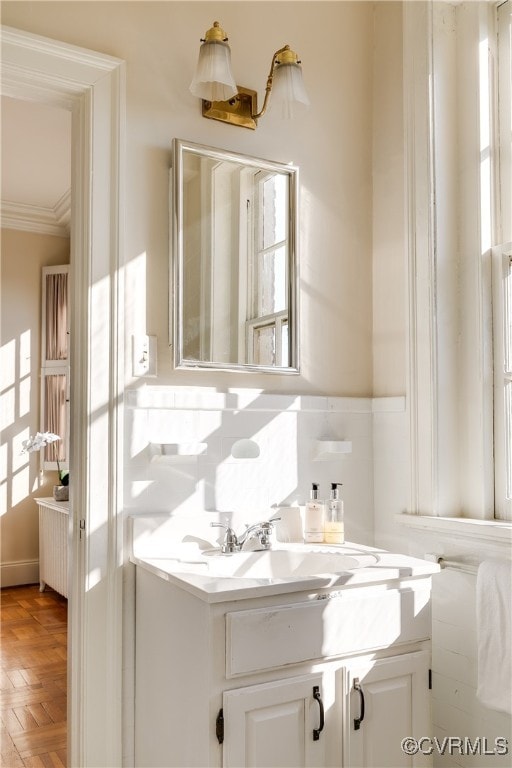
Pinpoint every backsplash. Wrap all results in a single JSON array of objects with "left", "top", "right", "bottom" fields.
[{"left": 124, "top": 386, "right": 378, "bottom": 545}]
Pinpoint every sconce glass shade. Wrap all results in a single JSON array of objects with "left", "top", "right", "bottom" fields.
[
  {"left": 189, "top": 41, "right": 238, "bottom": 102},
  {"left": 270, "top": 62, "right": 310, "bottom": 118}
]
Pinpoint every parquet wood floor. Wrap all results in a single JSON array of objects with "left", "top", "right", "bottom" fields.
[{"left": 0, "top": 585, "right": 67, "bottom": 767}]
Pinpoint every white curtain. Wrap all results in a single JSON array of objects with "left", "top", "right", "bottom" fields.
[
  {"left": 44, "top": 374, "right": 67, "bottom": 462},
  {"left": 45, "top": 272, "right": 68, "bottom": 361}
]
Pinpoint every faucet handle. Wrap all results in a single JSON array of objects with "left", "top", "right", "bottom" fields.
[
  {"left": 210, "top": 522, "right": 239, "bottom": 553},
  {"left": 255, "top": 516, "right": 282, "bottom": 548},
  {"left": 262, "top": 515, "right": 281, "bottom": 530}
]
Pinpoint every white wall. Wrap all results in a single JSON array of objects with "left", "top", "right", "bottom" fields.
[
  {"left": 372, "top": 0, "right": 406, "bottom": 397},
  {"left": 1, "top": 0, "right": 374, "bottom": 398},
  {"left": 125, "top": 387, "right": 374, "bottom": 542}
]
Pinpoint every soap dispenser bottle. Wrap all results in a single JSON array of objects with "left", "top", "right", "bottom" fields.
[
  {"left": 324, "top": 482, "right": 345, "bottom": 544},
  {"left": 304, "top": 483, "right": 325, "bottom": 543}
]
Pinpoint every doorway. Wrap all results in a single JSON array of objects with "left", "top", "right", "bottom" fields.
[{"left": 1, "top": 25, "right": 125, "bottom": 767}]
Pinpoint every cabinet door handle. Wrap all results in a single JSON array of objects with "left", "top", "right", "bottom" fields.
[
  {"left": 312, "top": 685, "right": 325, "bottom": 741},
  {"left": 353, "top": 678, "right": 365, "bottom": 730}
]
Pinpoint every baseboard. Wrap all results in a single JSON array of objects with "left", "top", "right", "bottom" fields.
[{"left": 1, "top": 559, "right": 39, "bottom": 588}]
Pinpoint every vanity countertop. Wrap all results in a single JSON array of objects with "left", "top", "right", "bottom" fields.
[{"left": 130, "top": 519, "right": 440, "bottom": 604}]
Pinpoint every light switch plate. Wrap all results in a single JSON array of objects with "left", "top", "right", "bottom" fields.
[{"left": 132, "top": 334, "right": 157, "bottom": 377}]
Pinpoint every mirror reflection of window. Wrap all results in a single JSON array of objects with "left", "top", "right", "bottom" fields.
[
  {"left": 252, "top": 325, "right": 275, "bottom": 366},
  {"left": 175, "top": 140, "right": 299, "bottom": 372},
  {"left": 247, "top": 171, "right": 289, "bottom": 366}
]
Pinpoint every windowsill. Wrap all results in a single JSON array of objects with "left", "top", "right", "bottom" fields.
[{"left": 397, "top": 513, "right": 512, "bottom": 547}]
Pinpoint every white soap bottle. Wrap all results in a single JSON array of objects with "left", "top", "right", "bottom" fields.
[
  {"left": 324, "top": 482, "right": 345, "bottom": 544},
  {"left": 304, "top": 483, "right": 325, "bottom": 543}
]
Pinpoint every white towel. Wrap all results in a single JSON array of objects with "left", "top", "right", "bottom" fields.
[{"left": 476, "top": 559, "right": 512, "bottom": 715}]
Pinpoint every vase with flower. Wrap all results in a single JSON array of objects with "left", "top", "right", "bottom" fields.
[{"left": 21, "top": 431, "right": 69, "bottom": 501}]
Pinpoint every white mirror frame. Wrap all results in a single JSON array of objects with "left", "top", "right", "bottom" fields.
[{"left": 171, "top": 138, "right": 300, "bottom": 374}]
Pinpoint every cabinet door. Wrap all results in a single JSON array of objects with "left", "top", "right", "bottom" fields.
[
  {"left": 345, "top": 651, "right": 431, "bottom": 768},
  {"left": 222, "top": 672, "right": 333, "bottom": 768}
]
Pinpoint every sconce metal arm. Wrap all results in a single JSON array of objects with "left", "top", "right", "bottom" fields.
[{"left": 252, "top": 44, "right": 292, "bottom": 120}]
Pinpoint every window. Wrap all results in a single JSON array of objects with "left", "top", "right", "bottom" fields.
[
  {"left": 41, "top": 265, "right": 70, "bottom": 471},
  {"left": 404, "top": 0, "right": 512, "bottom": 519},
  {"left": 493, "top": 245, "right": 512, "bottom": 519},
  {"left": 246, "top": 171, "right": 289, "bottom": 367},
  {"left": 492, "top": 1, "right": 511, "bottom": 519}
]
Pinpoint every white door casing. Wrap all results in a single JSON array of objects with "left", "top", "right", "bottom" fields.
[{"left": 1, "top": 25, "right": 125, "bottom": 767}]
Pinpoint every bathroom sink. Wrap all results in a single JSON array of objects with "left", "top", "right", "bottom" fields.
[{"left": 201, "top": 547, "right": 373, "bottom": 579}]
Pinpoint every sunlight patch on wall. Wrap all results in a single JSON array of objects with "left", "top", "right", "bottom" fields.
[
  {"left": 227, "top": 388, "right": 264, "bottom": 409},
  {"left": 19, "top": 376, "right": 31, "bottom": 419},
  {"left": 0, "top": 440, "right": 6, "bottom": 474},
  {"left": 0, "top": 441, "right": 7, "bottom": 503},
  {"left": 87, "top": 566, "right": 103, "bottom": 591},
  {"left": 12, "top": 428, "right": 30, "bottom": 474},
  {"left": 126, "top": 251, "right": 147, "bottom": 337},
  {"left": 0, "top": 338, "right": 15, "bottom": 392},
  {"left": 0, "top": 480, "right": 5, "bottom": 516},
  {"left": 0, "top": 386, "right": 15, "bottom": 432},
  {"left": 19, "top": 329, "right": 31, "bottom": 379},
  {"left": 263, "top": 411, "right": 298, "bottom": 505},
  {"left": 147, "top": 409, "right": 222, "bottom": 444},
  {"left": 90, "top": 274, "right": 111, "bottom": 415},
  {"left": 131, "top": 480, "right": 154, "bottom": 499},
  {"left": 11, "top": 465, "right": 29, "bottom": 507}
]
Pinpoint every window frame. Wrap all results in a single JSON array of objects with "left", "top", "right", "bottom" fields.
[
  {"left": 40, "top": 265, "right": 70, "bottom": 472},
  {"left": 492, "top": 244, "right": 512, "bottom": 519},
  {"left": 492, "top": 0, "right": 511, "bottom": 519},
  {"left": 245, "top": 169, "right": 290, "bottom": 368}
]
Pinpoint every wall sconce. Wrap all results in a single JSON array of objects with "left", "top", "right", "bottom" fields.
[{"left": 189, "top": 21, "right": 309, "bottom": 130}]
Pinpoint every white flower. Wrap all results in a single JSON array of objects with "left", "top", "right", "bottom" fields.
[{"left": 21, "top": 431, "right": 61, "bottom": 454}]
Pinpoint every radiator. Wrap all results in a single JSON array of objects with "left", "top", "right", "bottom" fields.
[{"left": 36, "top": 497, "right": 69, "bottom": 598}]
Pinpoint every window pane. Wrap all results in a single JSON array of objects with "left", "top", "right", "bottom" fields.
[
  {"left": 262, "top": 174, "right": 287, "bottom": 249},
  {"left": 505, "top": 259, "right": 512, "bottom": 374},
  {"left": 45, "top": 272, "right": 68, "bottom": 361},
  {"left": 253, "top": 326, "right": 275, "bottom": 366},
  {"left": 44, "top": 374, "right": 67, "bottom": 462},
  {"left": 506, "top": 380, "right": 512, "bottom": 502},
  {"left": 258, "top": 246, "right": 287, "bottom": 316},
  {"left": 281, "top": 321, "right": 289, "bottom": 367}
]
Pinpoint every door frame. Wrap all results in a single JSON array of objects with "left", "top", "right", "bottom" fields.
[{"left": 1, "top": 26, "right": 125, "bottom": 767}]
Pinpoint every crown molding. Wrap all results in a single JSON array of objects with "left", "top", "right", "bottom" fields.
[{"left": 1, "top": 191, "right": 71, "bottom": 237}]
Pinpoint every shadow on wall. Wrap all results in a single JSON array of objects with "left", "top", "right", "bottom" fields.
[{"left": 124, "top": 388, "right": 374, "bottom": 545}]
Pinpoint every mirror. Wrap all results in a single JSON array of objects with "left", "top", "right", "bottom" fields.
[{"left": 171, "top": 139, "right": 299, "bottom": 373}]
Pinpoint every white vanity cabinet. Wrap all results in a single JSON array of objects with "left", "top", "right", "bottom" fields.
[
  {"left": 345, "top": 651, "right": 431, "bottom": 768},
  {"left": 222, "top": 671, "right": 332, "bottom": 767},
  {"left": 134, "top": 562, "right": 435, "bottom": 768},
  {"left": 221, "top": 652, "right": 432, "bottom": 768}
]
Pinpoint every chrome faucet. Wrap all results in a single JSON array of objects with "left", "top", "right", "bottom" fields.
[
  {"left": 211, "top": 516, "right": 281, "bottom": 553},
  {"left": 210, "top": 523, "right": 239, "bottom": 553}
]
